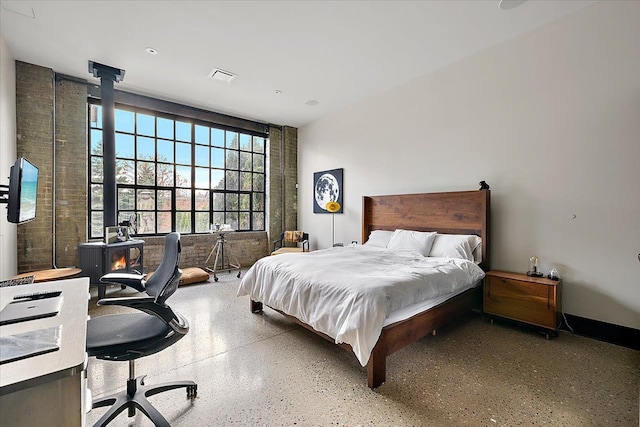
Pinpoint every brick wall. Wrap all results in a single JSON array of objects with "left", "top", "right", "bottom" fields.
[
  {"left": 14, "top": 61, "right": 280, "bottom": 274},
  {"left": 15, "top": 62, "right": 54, "bottom": 272}
]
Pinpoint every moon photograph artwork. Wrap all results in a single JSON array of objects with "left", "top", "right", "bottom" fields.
[{"left": 313, "top": 168, "right": 343, "bottom": 213}]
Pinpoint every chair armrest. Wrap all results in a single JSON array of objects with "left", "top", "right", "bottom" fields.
[
  {"left": 99, "top": 272, "right": 146, "bottom": 292},
  {"left": 97, "top": 296, "right": 176, "bottom": 324}
]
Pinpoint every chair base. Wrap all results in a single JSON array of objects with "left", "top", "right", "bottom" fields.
[{"left": 91, "top": 375, "right": 197, "bottom": 427}]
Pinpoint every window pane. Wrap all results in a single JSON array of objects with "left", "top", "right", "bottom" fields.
[
  {"left": 240, "top": 152, "right": 251, "bottom": 171},
  {"left": 157, "top": 164, "right": 174, "bottom": 187},
  {"left": 252, "top": 212, "right": 264, "bottom": 230},
  {"left": 240, "top": 172, "right": 252, "bottom": 191},
  {"left": 116, "top": 133, "right": 135, "bottom": 158},
  {"left": 90, "top": 130, "right": 103, "bottom": 155},
  {"left": 226, "top": 132, "right": 238, "bottom": 149},
  {"left": 226, "top": 150, "right": 239, "bottom": 170},
  {"left": 116, "top": 159, "right": 134, "bottom": 184},
  {"left": 90, "top": 104, "right": 102, "bottom": 128},
  {"left": 157, "top": 212, "right": 171, "bottom": 233},
  {"left": 239, "top": 133, "right": 251, "bottom": 150},
  {"left": 137, "top": 161, "right": 156, "bottom": 185},
  {"left": 176, "top": 142, "right": 191, "bottom": 165},
  {"left": 253, "top": 153, "right": 264, "bottom": 172},
  {"left": 176, "top": 165, "right": 191, "bottom": 187},
  {"left": 137, "top": 113, "right": 155, "bottom": 136},
  {"left": 157, "top": 190, "right": 172, "bottom": 210},
  {"left": 176, "top": 188, "right": 191, "bottom": 210},
  {"left": 253, "top": 136, "right": 265, "bottom": 153},
  {"left": 195, "top": 167, "right": 209, "bottom": 189},
  {"left": 195, "top": 145, "right": 209, "bottom": 167},
  {"left": 225, "top": 193, "right": 238, "bottom": 210},
  {"left": 212, "top": 193, "right": 224, "bottom": 210},
  {"left": 211, "top": 147, "right": 224, "bottom": 168},
  {"left": 118, "top": 188, "right": 135, "bottom": 210},
  {"left": 252, "top": 173, "right": 264, "bottom": 191},
  {"left": 139, "top": 212, "right": 156, "bottom": 234},
  {"left": 195, "top": 190, "right": 209, "bottom": 210},
  {"left": 137, "top": 189, "right": 155, "bottom": 210},
  {"left": 239, "top": 194, "right": 250, "bottom": 210},
  {"left": 253, "top": 193, "right": 264, "bottom": 210},
  {"left": 91, "top": 156, "right": 103, "bottom": 183},
  {"left": 176, "top": 212, "right": 191, "bottom": 233},
  {"left": 137, "top": 137, "right": 155, "bottom": 160},
  {"left": 91, "top": 212, "right": 103, "bottom": 238},
  {"left": 157, "top": 117, "right": 174, "bottom": 139},
  {"left": 239, "top": 212, "right": 250, "bottom": 230},
  {"left": 157, "top": 139, "right": 174, "bottom": 163},
  {"left": 195, "top": 125, "right": 209, "bottom": 145},
  {"left": 211, "top": 169, "right": 224, "bottom": 190},
  {"left": 91, "top": 184, "right": 103, "bottom": 209},
  {"left": 211, "top": 128, "right": 224, "bottom": 147},
  {"left": 226, "top": 170, "right": 238, "bottom": 190},
  {"left": 226, "top": 212, "right": 238, "bottom": 230},
  {"left": 211, "top": 211, "right": 224, "bottom": 226},
  {"left": 195, "top": 212, "right": 209, "bottom": 233},
  {"left": 115, "top": 109, "right": 134, "bottom": 133},
  {"left": 176, "top": 121, "right": 191, "bottom": 142}
]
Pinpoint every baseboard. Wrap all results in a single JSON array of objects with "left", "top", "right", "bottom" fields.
[{"left": 560, "top": 314, "right": 640, "bottom": 350}]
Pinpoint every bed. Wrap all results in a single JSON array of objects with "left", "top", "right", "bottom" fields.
[{"left": 238, "top": 188, "right": 490, "bottom": 388}]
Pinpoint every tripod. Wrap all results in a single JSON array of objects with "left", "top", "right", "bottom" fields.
[{"left": 204, "top": 232, "right": 241, "bottom": 282}]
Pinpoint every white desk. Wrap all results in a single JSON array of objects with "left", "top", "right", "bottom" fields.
[{"left": 0, "top": 277, "right": 89, "bottom": 427}]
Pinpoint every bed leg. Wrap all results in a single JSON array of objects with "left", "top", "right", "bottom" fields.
[
  {"left": 367, "top": 347, "right": 386, "bottom": 389},
  {"left": 250, "top": 299, "right": 263, "bottom": 313}
]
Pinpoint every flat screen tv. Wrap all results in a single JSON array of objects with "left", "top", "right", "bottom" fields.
[{"left": 6, "top": 157, "right": 39, "bottom": 224}]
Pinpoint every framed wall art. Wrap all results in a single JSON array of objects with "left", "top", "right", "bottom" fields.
[{"left": 313, "top": 168, "right": 343, "bottom": 213}]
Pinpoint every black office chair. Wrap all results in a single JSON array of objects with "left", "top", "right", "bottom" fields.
[{"left": 87, "top": 232, "right": 197, "bottom": 427}]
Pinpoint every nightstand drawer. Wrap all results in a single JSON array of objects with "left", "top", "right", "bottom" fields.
[{"left": 484, "top": 274, "right": 558, "bottom": 329}]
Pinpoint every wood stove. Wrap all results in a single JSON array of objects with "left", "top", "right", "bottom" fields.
[{"left": 78, "top": 240, "right": 143, "bottom": 299}]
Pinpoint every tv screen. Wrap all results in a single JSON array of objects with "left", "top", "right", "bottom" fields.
[{"left": 7, "top": 157, "right": 39, "bottom": 224}]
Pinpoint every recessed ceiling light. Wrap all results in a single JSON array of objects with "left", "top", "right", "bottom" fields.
[
  {"left": 274, "top": 90, "right": 282, "bottom": 95},
  {"left": 145, "top": 47, "right": 159, "bottom": 55},
  {"left": 498, "top": 0, "right": 527, "bottom": 10},
  {"left": 305, "top": 100, "right": 319, "bottom": 106}
]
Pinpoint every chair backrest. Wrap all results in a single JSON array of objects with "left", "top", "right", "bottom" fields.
[
  {"left": 283, "top": 231, "right": 308, "bottom": 244},
  {"left": 145, "top": 232, "right": 182, "bottom": 305}
]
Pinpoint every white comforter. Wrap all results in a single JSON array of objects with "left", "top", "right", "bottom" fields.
[{"left": 237, "top": 245, "right": 485, "bottom": 366}]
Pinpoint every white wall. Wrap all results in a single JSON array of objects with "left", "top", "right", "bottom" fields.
[
  {"left": 0, "top": 34, "right": 17, "bottom": 280},
  {"left": 298, "top": 2, "right": 640, "bottom": 329}
]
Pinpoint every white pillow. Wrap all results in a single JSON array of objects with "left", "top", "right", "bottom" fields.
[
  {"left": 387, "top": 229, "right": 437, "bottom": 256},
  {"left": 364, "top": 230, "right": 394, "bottom": 248},
  {"left": 429, "top": 234, "right": 481, "bottom": 262}
]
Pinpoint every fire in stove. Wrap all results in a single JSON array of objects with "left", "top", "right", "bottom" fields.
[{"left": 110, "top": 250, "right": 127, "bottom": 271}]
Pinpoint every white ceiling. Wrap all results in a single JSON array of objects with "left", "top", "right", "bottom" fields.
[{"left": 1, "top": 0, "right": 598, "bottom": 128}]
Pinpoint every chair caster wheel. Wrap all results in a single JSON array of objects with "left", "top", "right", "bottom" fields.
[
  {"left": 214, "top": 276, "right": 219, "bottom": 282},
  {"left": 237, "top": 272, "right": 241, "bottom": 278},
  {"left": 187, "top": 384, "right": 197, "bottom": 399}
]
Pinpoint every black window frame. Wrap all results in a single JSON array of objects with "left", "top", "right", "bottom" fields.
[{"left": 87, "top": 99, "right": 266, "bottom": 238}]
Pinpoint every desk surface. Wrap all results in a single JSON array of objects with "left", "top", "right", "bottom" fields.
[
  {"left": 0, "top": 278, "right": 89, "bottom": 393},
  {"left": 12, "top": 267, "right": 82, "bottom": 283}
]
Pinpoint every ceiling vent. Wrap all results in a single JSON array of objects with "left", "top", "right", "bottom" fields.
[{"left": 207, "top": 68, "right": 237, "bottom": 84}]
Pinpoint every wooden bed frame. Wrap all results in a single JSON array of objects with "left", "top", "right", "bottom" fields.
[{"left": 250, "top": 188, "right": 490, "bottom": 389}]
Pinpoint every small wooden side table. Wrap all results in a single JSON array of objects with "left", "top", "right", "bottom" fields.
[
  {"left": 12, "top": 267, "right": 82, "bottom": 283},
  {"left": 483, "top": 270, "right": 562, "bottom": 338}
]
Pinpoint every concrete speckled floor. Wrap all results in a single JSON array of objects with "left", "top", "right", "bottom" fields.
[{"left": 87, "top": 273, "right": 639, "bottom": 427}]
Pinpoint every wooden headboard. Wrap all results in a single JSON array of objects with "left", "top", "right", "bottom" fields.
[{"left": 361, "top": 189, "right": 491, "bottom": 271}]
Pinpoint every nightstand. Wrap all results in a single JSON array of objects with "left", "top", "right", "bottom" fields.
[{"left": 483, "top": 270, "right": 562, "bottom": 338}]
